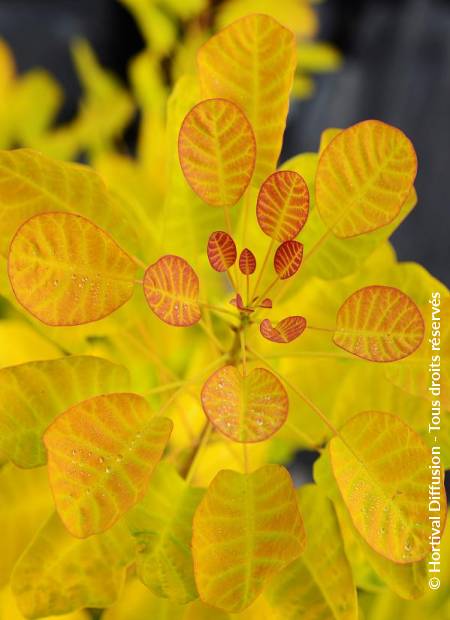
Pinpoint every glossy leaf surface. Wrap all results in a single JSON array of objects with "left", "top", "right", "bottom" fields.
[
  {"left": 198, "top": 14, "right": 296, "bottom": 185},
  {"left": 201, "top": 365, "right": 288, "bottom": 442},
  {"left": 0, "top": 356, "right": 129, "bottom": 468},
  {"left": 192, "top": 465, "right": 305, "bottom": 612},
  {"left": 316, "top": 120, "right": 417, "bottom": 238},
  {"left": 334, "top": 285, "right": 424, "bottom": 362},
  {"left": 256, "top": 171, "right": 309, "bottom": 241},
  {"left": 274, "top": 240, "right": 304, "bottom": 280},
  {"left": 143, "top": 255, "right": 201, "bottom": 327},
  {"left": 260, "top": 316, "right": 306, "bottom": 344},
  {"left": 207, "top": 231, "right": 237, "bottom": 272},
  {"left": 239, "top": 248, "right": 256, "bottom": 275},
  {"left": 127, "top": 462, "right": 204, "bottom": 604},
  {"left": 178, "top": 98, "right": 255, "bottom": 206},
  {"left": 44, "top": 393, "right": 173, "bottom": 538},
  {"left": 329, "top": 411, "right": 446, "bottom": 563},
  {"left": 8, "top": 212, "right": 137, "bottom": 326}
]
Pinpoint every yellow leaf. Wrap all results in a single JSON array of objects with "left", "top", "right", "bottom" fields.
[
  {"left": 0, "top": 586, "right": 89, "bottom": 620},
  {"left": 126, "top": 462, "right": 204, "bottom": 603},
  {"left": 0, "top": 148, "right": 139, "bottom": 257},
  {"left": 44, "top": 393, "right": 173, "bottom": 537},
  {"left": 268, "top": 484, "right": 357, "bottom": 620},
  {"left": 297, "top": 42, "right": 342, "bottom": 73},
  {"left": 0, "top": 355, "right": 129, "bottom": 468},
  {"left": 179, "top": 98, "right": 256, "bottom": 207},
  {"left": 0, "top": 465, "right": 53, "bottom": 587},
  {"left": 198, "top": 14, "right": 296, "bottom": 186},
  {"left": 102, "top": 578, "right": 186, "bottom": 620},
  {"left": 192, "top": 464, "right": 305, "bottom": 612},
  {"left": 11, "top": 513, "right": 134, "bottom": 619},
  {"left": 329, "top": 411, "right": 446, "bottom": 563},
  {"left": 316, "top": 120, "right": 417, "bottom": 237},
  {"left": 120, "top": 0, "right": 177, "bottom": 55},
  {"left": 8, "top": 212, "right": 137, "bottom": 326},
  {"left": 161, "top": 0, "right": 208, "bottom": 20},
  {"left": 333, "top": 285, "right": 424, "bottom": 362}
]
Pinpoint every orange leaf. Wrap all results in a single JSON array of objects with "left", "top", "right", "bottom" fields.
[
  {"left": 44, "top": 393, "right": 173, "bottom": 538},
  {"left": 192, "top": 465, "right": 305, "bottom": 612},
  {"left": 207, "top": 231, "right": 237, "bottom": 272},
  {"left": 143, "top": 255, "right": 201, "bottom": 327},
  {"left": 274, "top": 239, "right": 304, "bottom": 279},
  {"left": 316, "top": 120, "right": 417, "bottom": 238},
  {"left": 230, "top": 294, "right": 253, "bottom": 314},
  {"left": 239, "top": 248, "right": 256, "bottom": 275},
  {"left": 201, "top": 365, "right": 288, "bottom": 442},
  {"left": 178, "top": 98, "right": 256, "bottom": 206},
  {"left": 260, "top": 316, "right": 307, "bottom": 343},
  {"left": 334, "top": 286, "right": 424, "bottom": 362},
  {"left": 259, "top": 297, "right": 273, "bottom": 309},
  {"left": 197, "top": 14, "right": 296, "bottom": 185},
  {"left": 8, "top": 212, "right": 136, "bottom": 326},
  {"left": 256, "top": 171, "right": 309, "bottom": 241}
]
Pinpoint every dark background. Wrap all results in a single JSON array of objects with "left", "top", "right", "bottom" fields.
[{"left": 0, "top": 0, "right": 449, "bottom": 284}]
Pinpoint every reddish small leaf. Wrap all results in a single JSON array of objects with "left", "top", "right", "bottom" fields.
[
  {"left": 239, "top": 248, "right": 256, "bottom": 275},
  {"left": 230, "top": 294, "right": 253, "bottom": 314},
  {"left": 260, "top": 316, "right": 307, "bottom": 344},
  {"left": 256, "top": 171, "right": 309, "bottom": 241},
  {"left": 178, "top": 98, "right": 256, "bottom": 206},
  {"left": 259, "top": 298, "right": 273, "bottom": 309},
  {"left": 201, "top": 365, "right": 289, "bottom": 442},
  {"left": 207, "top": 231, "right": 237, "bottom": 272},
  {"left": 143, "top": 255, "right": 201, "bottom": 327},
  {"left": 274, "top": 240, "right": 304, "bottom": 280}
]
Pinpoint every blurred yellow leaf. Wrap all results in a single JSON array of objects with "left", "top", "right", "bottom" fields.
[{"left": 0, "top": 586, "right": 89, "bottom": 620}]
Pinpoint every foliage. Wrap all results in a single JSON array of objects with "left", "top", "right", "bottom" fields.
[{"left": 0, "top": 3, "right": 447, "bottom": 620}]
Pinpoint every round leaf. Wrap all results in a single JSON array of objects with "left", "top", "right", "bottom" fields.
[
  {"left": 8, "top": 212, "right": 137, "bottom": 326},
  {"left": 201, "top": 365, "right": 288, "bottom": 442},
  {"left": 192, "top": 465, "right": 305, "bottom": 613},
  {"left": 178, "top": 98, "right": 256, "bottom": 206},
  {"left": 44, "top": 393, "right": 173, "bottom": 538},
  {"left": 260, "top": 316, "right": 307, "bottom": 344},
  {"left": 256, "top": 170, "right": 309, "bottom": 241},
  {"left": 329, "top": 411, "right": 446, "bottom": 563},
  {"left": 207, "top": 231, "right": 237, "bottom": 272},
  {"left": 143, "top": 255, "right": 201, "bottom": 327},
  {"left": 316, "top": 120, "right": 417, "bottom": 238},
  {"left": 334, "top": 285, "right": 424, "bottom": 362},
  {"left": 274, "top": 239, "right": 304, "bottom": 280},
  {"left": 239, "top": 248, "right": 256, "bottom": 275}
]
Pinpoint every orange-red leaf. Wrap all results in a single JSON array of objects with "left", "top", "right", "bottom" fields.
[
  {"left": 334, "top": 286, "right": 425, "bottom": 362},
  {"left": 230, "top": 294, "right": 253, "bottom": 314},
  {"left": 274, "top": 239, "right": 304, "bottom": 280},
  {"left": 201, "top": 365, "right": 288, "bottom": 442},
  {"left": 260, "top": 316, "right": 307, "bottom": 344},
  {"left": 239, "top": 248, "right": 256, "bottom": 275},
  {"left": 197, "top": 14, "right": 296, "bottom": 186},
  {"left": 178, "top": 98, "right": 256, "bottom": 206},
  {"left": 143, "top": 255, "right": 201, "bottom": 327},
  {"left": 44, "top": 393, "right": 173, "bottom": 538},
  {"left": 207, "top": 231, "right": 237, "bottom": 272},
  {"left": 259, "top": 298, "right": 273, "bottom": 309},
  {"left": 8, "top": 212, "right": 137, "bottom": 326},
  {"left": 316, "top": 120, "right": 417, "bottom": 238},
  {"left": 256, "top": 171, "right": 309, "bottom": 241}
]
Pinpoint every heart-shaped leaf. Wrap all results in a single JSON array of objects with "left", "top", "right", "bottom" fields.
[
  {"left": 143, "top": 255, "right": 201, "bottom": 327},
  {"left": 201, "top": 365, "right": 288, "bottom": 442},
  {"left": 0, "top": 356, "right": 129, "bottom": 468},
  {"left": 8, "top": 212, "right": 137, "bottom": 326},
  {"left": 178, "top": 98, "right": 256, "bottom": 206},
  {"left": 260, "top": 316, "right": 307, "bottom": 343},
  {"left": 274, "top": 239, "right": 304, "bottom": 280},
  {"left": 198, "top": 14, "right": 296, "bottom": 185},
  {"left": 329, "top": 411, "right": 446, "bottom": 563},
  {"left": 192, "top": 465, "right": 305, "bottom": 613},
  {"left": 334, "top": 285, "right": 424, "bottom": 361},
  {"left": 256, "top": 170, "right": 309, "bottom": 241},
  {"left": 11, "top": 513, "right": 134, "bottom": 619},
  {"left": 239, "top": 248, "right": 256, "bottom": 275},
  {"left": 126, "top": 462, "right": 204, "bottom": 604},
  {"left": 316, "top": 120, "right": 417, "bottom": 238},
  {"left": 44, "top": 393, "right": 173, "bottom": 538},
  {"left": 207, "top": 231, "right": 237, "bottom": 272}
]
